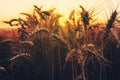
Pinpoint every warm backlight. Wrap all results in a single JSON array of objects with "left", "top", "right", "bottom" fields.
[{"left": 0, "top": 0, "right": 120, "bottom": 28}]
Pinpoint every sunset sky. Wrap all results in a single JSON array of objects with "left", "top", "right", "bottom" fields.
[{"left": 0, "top": 0, "right": 120, "bottom": 28}]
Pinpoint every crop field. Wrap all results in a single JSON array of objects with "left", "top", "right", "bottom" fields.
[{"left": 0, "top": 1, "right": 120, "bottom": 80}]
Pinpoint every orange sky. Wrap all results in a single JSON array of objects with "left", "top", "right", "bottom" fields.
[{"left": 0, "top": 0, "right": 120, "bottom": 28}]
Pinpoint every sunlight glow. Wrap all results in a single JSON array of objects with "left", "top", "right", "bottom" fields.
[{"left": 0, "top": 0, "right": 120, "bottom": 28}]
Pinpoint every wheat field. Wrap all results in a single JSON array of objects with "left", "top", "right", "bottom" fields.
[{"left": 0, "top": 1, "right": 120, "bottom": 80}]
